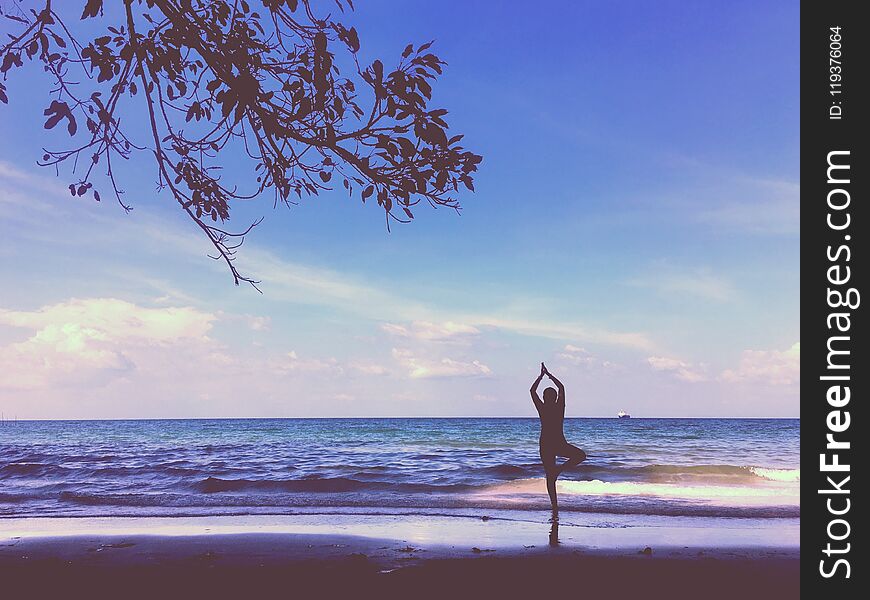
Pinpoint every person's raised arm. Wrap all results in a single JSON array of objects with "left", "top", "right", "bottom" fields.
[
  {"left": 543, "top": 364, "right": 565, "bottom": 406},
  {"left": 530, "top": 363, "right": 546, "bottom": 412}
]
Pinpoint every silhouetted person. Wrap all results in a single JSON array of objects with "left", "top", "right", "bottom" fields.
[{"left": 531, "top": 362, "right": 587, "bottom": 517}]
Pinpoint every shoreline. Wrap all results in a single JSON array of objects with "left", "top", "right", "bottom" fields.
[{"left": 0, "top": 510, "right": 800, "bottom": 550}]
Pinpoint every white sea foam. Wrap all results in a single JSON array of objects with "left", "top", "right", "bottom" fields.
[
  {"left": 748, "top": 467, "right": 800, "bottom": 482},
  {"left": 476, "top": 477, "right": 800, "bottom": 506}
]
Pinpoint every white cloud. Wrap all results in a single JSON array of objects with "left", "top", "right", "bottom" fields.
[
  {"left": 558, "top": 344, "right": 594, "bottom": 365},
  {"left": 246, "top": 316, "right": 271, "bottom": 331},
  {"left": 381, "top": 320, "right": 480, "bottom": 342},
  {"left": 348, "top": 360, "right": 390, "bottom": 376},
  {"left": 696, "top": 178, "right": 799, "bottom": 236},
  {"left": 472, "top": 393, "right": 497, "bottom": 403},
  {"left": 0, "top": 298, "right": 214, "bottom": 341},
  {"left": 556, "top": 344, "right": 617, "bottom": 369},
  {"left": 647, "top": 355, "right": 707, "bottom": 382},
  {"left": 651, "top": 156, "right": 799, "bottom": 236},
  {"left": 0, "top": 160, "right": 69, "bottom": 199},
  {"left": 278, "top": 351, "right": 339, "bottom": 373},
  {"left": 273, "top": 353, "right": 393, "bottom": 378},
  {"left": 469, "top": 315, "right": 654, "bottom": 351},
  {"left": 720, "top": 342, "right": 800, "bottom": 386},
  {"left": 0, "top": 298, "right": 216, "bottom": 390},
  {"left": 391, "top": 348, "right": 492, "bottom": 379},
  {"left": 236, "top": 246, "right": 649, "bottom": 351},
  {"left": 628, "top": 265, "right": 737, "bottom": 303}
]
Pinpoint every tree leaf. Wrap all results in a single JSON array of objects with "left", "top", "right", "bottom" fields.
[
  {"left": 81, "top": 0, "right": 103, "bottom": 20},
  {"left": 43, "top": 100, "right": 76, "bottom": 135}
]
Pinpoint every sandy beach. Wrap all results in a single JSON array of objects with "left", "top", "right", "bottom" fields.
[{"left": 1, "top": 514, "right": 799, "bottom": 598}]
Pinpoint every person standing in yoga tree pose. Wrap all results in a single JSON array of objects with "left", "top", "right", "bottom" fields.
[{"left": 531, "top": 362, "right": 587, "bottom": 515}]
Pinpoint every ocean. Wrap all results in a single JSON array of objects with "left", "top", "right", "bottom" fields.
[{"left": 0, "top": 418, "right": 799, "bottom": 520}]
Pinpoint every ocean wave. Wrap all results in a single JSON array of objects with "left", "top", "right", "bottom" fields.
[
  {"left": 591, "top": 464, "right": 800, "bottom": 483},
  {"left": 471, "top": 462, "right": 799, "bottom": 485},
  {"left": 748, "top": 467, "right": 800, "bottom": 482},
  {"left": 475, "top": 477, "right": 800, "bottom": 507},
  {"left": 58, "top": 491, "right": 147, "bottom": 506},
  {"left": 195, "top": 476, "right": 471, "bottom": 494},
  {"left": 0, "top": 491, "right": 44, "bottom": 503},
  {"left": 14, "top": 490, "right": 800, "bottom": 519},
  {"left": 0, "top": 462, "right": 73, "bottom": 477},
  {"left": 0, "top": 460, "right": 799, "bottom": 488},
  {"left": 91, "top": 465, "right": 204, "bottom": 477},
  {"left": 0, "top": 462, "right": 210, "bottom": 480},
  {"left": 477, "top": 464, "right": 533, "bottom": 476}
]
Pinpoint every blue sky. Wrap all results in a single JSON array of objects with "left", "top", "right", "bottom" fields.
[{"left": 0, "top": 0, "right": 799, "bottom": 418}]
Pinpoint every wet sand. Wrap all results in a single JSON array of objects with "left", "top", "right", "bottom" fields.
[{"left": 0, "top": 515, "right": 799, "bottom": 599}]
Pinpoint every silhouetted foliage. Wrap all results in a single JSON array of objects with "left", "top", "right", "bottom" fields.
[{"left": 1, "top": 0, "right": 482, "bottom": 288}]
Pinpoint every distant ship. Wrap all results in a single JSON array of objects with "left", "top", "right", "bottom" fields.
[{"left": 617, "top": 410, "right": 631, "bottom": 419}]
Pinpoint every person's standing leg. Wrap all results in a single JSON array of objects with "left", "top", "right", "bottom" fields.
[
  {"left": 541, "top": 447, "right": 559, "bottom": 512},
  {"left": 546, "top": 468, "right": 558, "bottom": 512}
]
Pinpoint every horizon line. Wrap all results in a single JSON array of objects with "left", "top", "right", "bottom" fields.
[{"left": 0, "top": 415, "right": 801, "bottom": 422}]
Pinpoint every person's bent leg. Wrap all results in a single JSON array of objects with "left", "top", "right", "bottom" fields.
[{"left": 557, "top": 443, "right": 587, "bottom": 475}]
